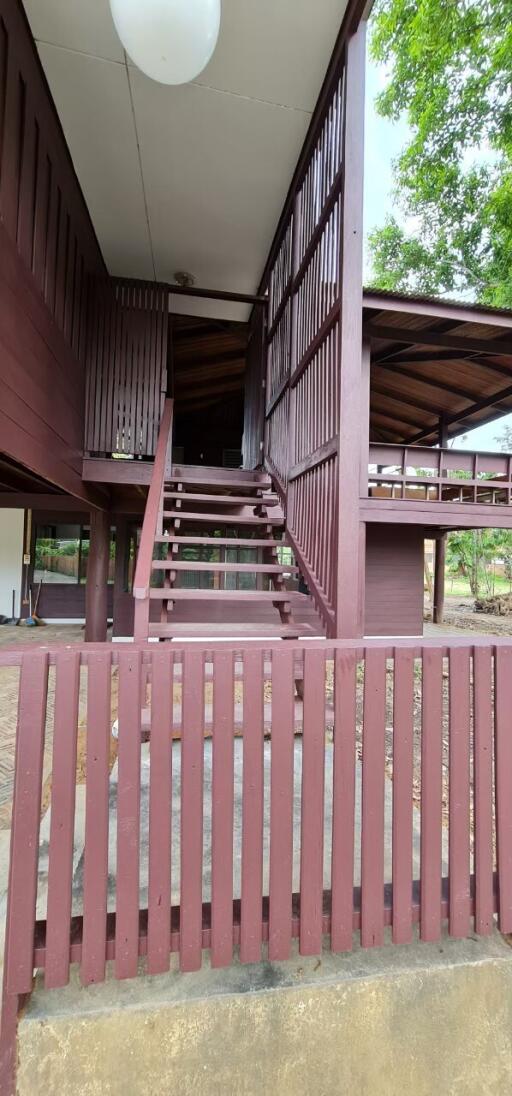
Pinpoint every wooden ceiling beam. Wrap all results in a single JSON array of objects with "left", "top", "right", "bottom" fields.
[
  {"left": 373, "top": 361, "right": 477, "bottom": 402},
  {"left": 408, "top": 378, "right": 512, "bottom": 445},
  {"left": 371, "top": 381, "right": 447, "bottom": 417},
  {"left": 365, "top": 323, "right": 512, "bottom": 359}
]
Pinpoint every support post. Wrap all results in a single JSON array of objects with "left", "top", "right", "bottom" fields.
[
  {"left": 85, "top": 510, "right": 110, "bottom": 642},
  {"left": 433, "top": 415, "right": 448, "bottom": 625},
  {"left": 335, "top": 24, "right": 366, "bottom": 638},
  {"left": 433, "top": 535, "right": 446, "bottom": 624}
]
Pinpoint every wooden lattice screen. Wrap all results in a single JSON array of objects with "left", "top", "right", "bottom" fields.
[{"left": 85, "top": 279, "right": 168, "bottom": 459}]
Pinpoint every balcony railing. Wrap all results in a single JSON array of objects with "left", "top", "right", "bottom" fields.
[{"left": 368, "top": 444, "right": 512, "bottom": 506}]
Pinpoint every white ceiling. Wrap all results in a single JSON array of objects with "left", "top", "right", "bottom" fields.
[{"left": 23, "top": 0, "right": 348, "bottom": 318}]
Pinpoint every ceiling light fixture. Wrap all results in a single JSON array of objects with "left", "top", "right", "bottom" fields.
[{"left": 109, "top": 0, "right": 221, "bottom": 86}]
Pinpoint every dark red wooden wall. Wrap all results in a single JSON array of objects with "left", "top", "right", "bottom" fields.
[
  {"left": 364, "top": 525, "right": 425, "bottom": 636},
  {"left": 0, "top": 0, "right": 105, "bottom": 502}
]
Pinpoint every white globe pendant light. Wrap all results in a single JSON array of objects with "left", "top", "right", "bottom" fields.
[{"left": 109, "top": 0, "right": 221, "bottom": 86}]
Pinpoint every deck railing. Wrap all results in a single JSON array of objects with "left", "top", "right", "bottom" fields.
[
  {"left": 132, "top": 398, "right": 174, "bottom": 640},
  {"left": 1, "top": 635, "right": 509, "bottom": 1092},
  {"left": 368, "top": 443, "right": 512, "bottom": 505}
]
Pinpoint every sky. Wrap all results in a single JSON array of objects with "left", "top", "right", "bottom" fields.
[{"left": 363, "top": 49, "right": 512, "bottom": 454}]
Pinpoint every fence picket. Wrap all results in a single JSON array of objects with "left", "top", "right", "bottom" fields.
[
  {"left": 45, "top": 649, "right": 81, "bottom": 988},
  {"left": 331, "top": 648, "right": 357, "bottom": 951},
  {"left": 147, "top": 648, "right": 173, "bottom": 975},
  {"left": 448, "top": 647, "right": 471, "bottom": 938},
  {"left": 392, "top": 648, "right": 414, "bottom": 945},
  {"left": 180, "top": 650, "right": 205, "bottom": 971},
  {"left": 115, "top": 649, "right": 143, "bottom": 978},
  {"left": 211, "top": 651, "right": 235, "bottom": 967},
  {"left": 81, "top": 650, "right": 112, "bottom": 985},
  {"left": 420, "top": 648, "right": 443, "bottom": 942},
  {"left": 268, "top": 647, "right": 295, "bottom": 960},
  {"left": 361, "top": 648, "right": 386, "bottom": 948},
  {"left": 240, "top": 649, "right": 265, "bottom": 963},
  {"left": 300, "top": 649, "right": 326, "bottom": 955},
  {"left": 473, "top": 645, "right": 494, "bottom": 934},
  {"left": 5, "top": 652, "right": 49, "bottom": 995},
  {"left": 495, "top": 646, "right": 512, "bottom": 933}
]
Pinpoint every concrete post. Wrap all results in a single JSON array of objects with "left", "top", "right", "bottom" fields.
[{"left": 85, "top": 510, "right": 110, "bottom": 642}]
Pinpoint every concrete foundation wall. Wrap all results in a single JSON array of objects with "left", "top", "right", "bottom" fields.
[
  {"left": 0, "top": 508, "right": 23, "bottom": 618},
  {"left": 17, "top": 932, "right": 512, "bottom": 1096}
]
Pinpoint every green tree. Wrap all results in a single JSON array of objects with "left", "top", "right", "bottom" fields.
[
  {"left": 447, "top": 528, "right": 512, "bottom": 595},
  {"left": 368, "top": 0, "right": 512, "bottom": 307}
]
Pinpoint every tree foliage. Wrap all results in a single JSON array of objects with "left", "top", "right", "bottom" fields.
[
  {"left": 447, "top": 528, "right": 512, "bottom": 595},
  {"left": 368, "top": 0, "right": 512, "bottom": 306}
]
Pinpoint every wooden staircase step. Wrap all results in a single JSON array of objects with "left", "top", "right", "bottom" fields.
[
  {"left": 162, "top": 511, "right": 283, "bottom": 526},
  {"left": 163, "top": 491, "right": 279, "bottom": 506},
  {"left": 169, "top": 466, "right": 271, "bottom": 491},
  {"left": 148, "top": 622, "right": 301, "bottom": 639},
  {"left": 149, "top": 589, "right": 292, "bottom": 602},
  {"left": 154, "top": 536, "right": 285, "bottom": 548},
  {"left": 152, "top": 560, "right": 298, "bottom": 574}
]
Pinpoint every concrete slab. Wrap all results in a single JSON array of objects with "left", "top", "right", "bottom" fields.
[{"left": 17, "top": 930, "right": 512, "bottom": 1095}]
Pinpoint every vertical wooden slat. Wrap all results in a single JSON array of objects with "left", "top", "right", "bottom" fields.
[
  {"left": 268, "top": 647, "right": 295, "bottom": 961},
  {"left": 473, "top": 645, "right": 494, "bottom": 935},
  {"left": 81, "top": 650, "right": 112, "bottom": 986},
  {"left": 392, "top": 648, "right": 414, "bottom": 945},
  {"left": 1, "top": 53, "right": 23, "bottom": 238},
  {"left": 147, "top": 648, "right": 173, "bottom": 975},
  {"left": 448, "top": 646, "right": 471, "bottom": 938},
  {"left": 299, "top": 648, "right": 326, "bottom": 955},
  {"left": 240, "top": 649, "right": 264, "bottom": 963},
  {"left": 420, "top": 647, "right": 443, "bottom": 942},
  {"left": 331, "top": 648, "right": 357, "bottom": 951},
  {"left": 211, "top": 652, "right": 235, "bottom": 967},
  {"left": 180, "top": 650, "right": 205, "bottom": 972},
  {"left": 45, "top": 649, "right": 80, "bottom": 989},
  {"left": 5, "top": 652, "right": 48, "bottom": 995},
  {"left": 360, "top": 647, "right": 386, "bottom": 948},
  {"left": 494, "top": 646, "right": 512, "bottom": 933},
  {"left": 115, "top": 649, "right": 142, "bottom": 979}
]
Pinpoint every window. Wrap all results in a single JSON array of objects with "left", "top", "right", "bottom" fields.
[{"left": 34, "top": 524, "right": 115, "bottom": 584}]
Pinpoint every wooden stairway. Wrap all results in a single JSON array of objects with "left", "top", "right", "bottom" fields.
[{"left": 133, "top": 401, "right": 301, "bottom": 640}]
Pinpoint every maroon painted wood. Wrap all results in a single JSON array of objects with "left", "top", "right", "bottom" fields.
[
  {"left": 420, "top": 647, "right": 443, "bottom": 942},
  {"left": 115, "top": 649, "right": 143, "bottom": 978},
  {"left": 473, "top": 645, "right": 494, "bottom": 935},
  {"left": 133, "top": 398, "right": 174, "bottom": 640},
  {"left": 81, "top": 650, "right": 112, "bottom": 986},
  {"left": 147, "top": 648, "right": 173, "bottom": 975},
  {"left": 240, "top": 649, "right": 265, "bottom": 963},
  {"left": 45, "top": 649, "right": 80, "bottom": 988},
  {"left": 211, "top": 651, "right": 235, "bottom": 967},
  {"left": 360, "top": 647, "right": 386, "bottom": 948},
  {"left": 331, "top": 648, "right": 357, "bottom": 951},
  {"left": 300, "top": 649, "right": 326, "bottom": 955},
  {"left": 4, "top": 652, "right": 48, "bottom": 995},
  {"left": 180, "top": 650, "right": 205, "bottom": 971},
  {"left": 494, "top": 646, "right": 512, "bottom": 933},
  {"left": 1, "top": 635, "right": 509, "bottom": 1095},
  {"left": 391, "top": 647, "right": 414, "bottom": 945},
  {"left": 448, "top": 646, "right": 471, "bottom": 938},
  {"left": 268, "top": 647, "right": 295, "bottom": 960}
]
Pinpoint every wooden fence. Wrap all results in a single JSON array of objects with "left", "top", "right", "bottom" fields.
[{"left": 0, "top": 635, "right": 508, "bottom": 1091}]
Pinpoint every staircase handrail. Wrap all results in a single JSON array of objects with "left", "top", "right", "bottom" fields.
[{"left": 133, "top": 398, "right": 174, "bottom": 600}]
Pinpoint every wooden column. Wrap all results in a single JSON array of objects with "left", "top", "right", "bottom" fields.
[
  {"left": 433, "top": 535, "right": 446, "bottom": 624},
  {"left": 85, "top": 510, "right": 110, "bottom": 642},
  {"left": 433, "top": 416, "right": 448, "bottom": 624},
  {"left": 335, "top": 24, "right": 366, "bottom": 638}
]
